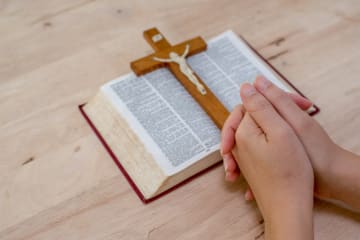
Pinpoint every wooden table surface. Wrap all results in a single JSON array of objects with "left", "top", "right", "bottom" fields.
[{"left": 1, "top": 1, "right": 359, "bottom": 239}]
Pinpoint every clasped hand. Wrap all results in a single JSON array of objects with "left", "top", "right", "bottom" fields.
[{"left": 221, "top": 76, "right": 360, "bottom": 239}]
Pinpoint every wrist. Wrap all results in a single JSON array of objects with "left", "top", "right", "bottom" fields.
[
  {"left": 325, "top": 145, "right": 345, "bottom": 200},
  {"left": 313, "top": 143, "right": 343, "bottom": 200},
  {"left": 327, "top": 146, "right": 360, "bottom": 207},
  {"left": 263, "top": 194, "right": 314, "bottom": 240}
]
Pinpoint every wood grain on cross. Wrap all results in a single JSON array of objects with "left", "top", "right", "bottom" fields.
[{"left": 130, "top": 28, "right": 229, "bottom": 129}]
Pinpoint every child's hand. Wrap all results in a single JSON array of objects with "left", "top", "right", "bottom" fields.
[
  {"left": 249, "top": 76, "right": 336, "bottom": 198},
  {"left": 221, "top": 88, "right": 312, "bottom": 184},
  {"left": 253, "top": 76, "right": 360, "bottom": 210},
  {"left": 231, "top": 83, "right": 314, "bottom": 239},
  {"left": 222, "top": 76, "right": 360, "bottom": 211}
]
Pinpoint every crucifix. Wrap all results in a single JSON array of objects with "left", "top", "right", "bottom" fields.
[{"left": 130, "top": 28, "right": 229, "bottom": 129}]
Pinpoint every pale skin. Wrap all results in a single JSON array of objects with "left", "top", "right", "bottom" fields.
[{"left": 221, "top": 76, "right": 360, "bottom": 239}]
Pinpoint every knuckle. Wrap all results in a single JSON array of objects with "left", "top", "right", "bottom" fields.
[
  {"left": 235, "top": 130, "right": 250, "bottom": 153},
  {"left": 246, "top": 94, "right": 271, "bottom": 114},
  {"left": 233, "top": 104, "right": 243, "bottom": 112},
  {"left": 235, "top": 127, "right": 247, "bottom": 144},
  {"left": 297, "top": 117, "right": 314, "bottom": 132}
]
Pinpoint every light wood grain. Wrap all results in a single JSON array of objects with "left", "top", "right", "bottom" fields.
[{"left": 0, "top": 0, "right": 359, "bottom": 239}]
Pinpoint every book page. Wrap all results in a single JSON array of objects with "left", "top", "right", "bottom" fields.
[
  {"left": 103, "top": 71, "right": 220, "bottom": 175},
  {"left": 101, "top": 31, "right": 290, "bottom": 175},
  {"left": 187, "top": 30, "right": 289, "bottom": 111}
]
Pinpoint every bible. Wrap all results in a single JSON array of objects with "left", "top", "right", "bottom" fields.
[{"left": 80, "top": 30, "right": 319, "bottom": 203}]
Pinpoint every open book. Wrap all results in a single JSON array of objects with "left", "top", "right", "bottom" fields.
[{"left": 80, "top": 31, "right": 318, "bottom": 202}]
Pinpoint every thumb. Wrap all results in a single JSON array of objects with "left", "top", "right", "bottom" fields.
[
  {"left": 235, "top": 112, "right": 264, "bottom": 142},
  {"left": 240, "top": 83, "right": 288, "bottom": 136}
]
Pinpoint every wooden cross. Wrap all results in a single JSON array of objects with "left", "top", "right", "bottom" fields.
[{"left": 130, "top": 28, "right": 229, "bottom": 129}]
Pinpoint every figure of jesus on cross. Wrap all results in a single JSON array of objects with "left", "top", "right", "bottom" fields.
[
  {"left": 153, "top": 44, "right": 207, "bottom": 95},
  {"left": 130, "top": 28, "right": 229, "bottom": 129}
]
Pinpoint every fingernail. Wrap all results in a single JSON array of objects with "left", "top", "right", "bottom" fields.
[
  {"left": 241, "top": 83, "right": 256, "bottom": 97},
  {"left": 223, "top": 154, "right": 230, "bottom": 171},
  {"left": 305, "top": 102, "right": 313, "bottom": 110},
  {"left": 256, "top": 76, "right": 272, "bottom": 91}
]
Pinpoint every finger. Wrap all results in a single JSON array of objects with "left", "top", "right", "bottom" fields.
[
  {"left": 253, "top": 76, "right": 312, "bottom": 135},
  {"left": 240, "top": 83, "right": 288, "bottom": 135},
  {"left": 223, "top": 146, "right": 240, "bottom": 180},
  {"left": 221, "top": 104, "right": 244, "bottom": 174},
  {"left": 235, "top": 111, "right": 264, "bottom": 142},
  {"left": 225, "top": 169, "right": 240, "bottom": 182},
  {"left": 288, "top": 92, "right": 313, "bottom": 110},
  {"left": 223, "top": 153, "right": 239, "bottom": 174},
  {"left": 253, "top": 76, "right": 312, "bottom": 111},
  {"left": 221, "top": 104, "right": 244, "bottom": 155}
]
